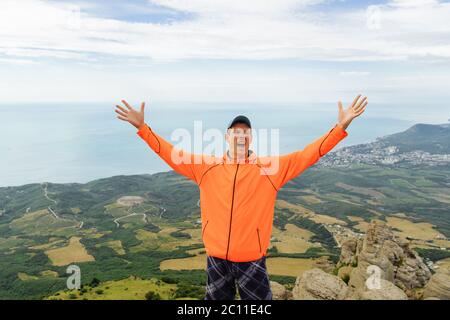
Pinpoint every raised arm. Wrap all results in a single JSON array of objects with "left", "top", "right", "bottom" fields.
[
  {"left": 272, "top": 94, "right": 368, "bottom": 189},
  {"left": 115, "top": 100, "right": 206, "bottom": 184}
]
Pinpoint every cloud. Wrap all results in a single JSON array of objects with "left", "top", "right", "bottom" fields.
[
  {"left": 1, "top": 0, "right": 450, "bottom": 106},
  {"left": 389, "top": 0, "right": 439, "bottom": 7},
  {"left": 1, "top": 0, "right": 450, "bottom": 64},
  {"left": 0, "top": 57, "right": 38, "bottom": 65},
  {"left": 340, "top": 71, "right": 372, "bottom": 76},
  {"left": 148, "top": 0, "right": 322, "bottom": 15},
  {"left": 0, "top": 0, "right": 450, "bottom": 61}
]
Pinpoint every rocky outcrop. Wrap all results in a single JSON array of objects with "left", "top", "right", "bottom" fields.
[
  {"left": 286, "top": 219, "right": 440, "bottom": 300},
  {"left": 338, "top": 220, "right": 431, "bottom": 298},
  {"left": 339, "top": 238, "right": 360, "bottom": 266},
  {"left": 422, "top": 268, "right": 450, "bottom": 300},
  {"left": 358, "top": 279, "right": 408, "bottom": 300},
  {"left": 292, "top": 268, "right": 348, "bottom": 300},
  {"left": 337, "top": 266, "right": 353, "bottom": 283},
  {"left": 270, "top": 281, "right": 290, "bottom": 300},
  {"left": 312, "top": 256, "right": 335, "bottom": 273}
]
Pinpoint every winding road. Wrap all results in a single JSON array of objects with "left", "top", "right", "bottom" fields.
[
  {"left": 42, "top": 182, "right": 60, "bottom": 219},
  {"left": 41, "top": 182, "right": 84, "bottom": 229},
  {"left": 113, "top": 212, "right": 148, "bottom": 228}
]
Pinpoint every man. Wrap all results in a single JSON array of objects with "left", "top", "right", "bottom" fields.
[{"left": 115, "top": 95, "right": 368, "bottom": 300}]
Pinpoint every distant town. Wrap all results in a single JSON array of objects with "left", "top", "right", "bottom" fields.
[{"left": 321, "top": 142, "right": 450, "bottom": 168}]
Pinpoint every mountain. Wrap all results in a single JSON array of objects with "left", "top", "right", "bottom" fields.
[
  {"left": 382, "top": 123, "right": 450, "bottom": 154},
  {"left": 0, "top": 122, "right": 449, "bottom": 300}
]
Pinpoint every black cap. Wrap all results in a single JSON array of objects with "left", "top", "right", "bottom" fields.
[{"left": 227, "top": 115, "right": 252, "bottom": 129}]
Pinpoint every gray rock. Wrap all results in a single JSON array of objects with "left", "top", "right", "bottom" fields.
[
  {"left": 359, "top": 279, "right": 408, "bottom": 300},
  {"left": 270, "top": 281, "right": 289, "bottom": 300},
  {"left": 292, "top": 268, "right": 348, "bottom": 300},
  {"left": 423, "top": 268, "right": 450, "bottom": 300},
  {"left": 340, "top": 220, "right": 431, "bottom": 299}
]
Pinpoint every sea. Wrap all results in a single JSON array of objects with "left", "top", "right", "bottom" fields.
[{"left": 1, "top": 102, "right": 448, "bottom": 187}]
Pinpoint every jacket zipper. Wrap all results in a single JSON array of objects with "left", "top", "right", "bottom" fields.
[
  {"left": 257, "top": 228, "right": 262, "bottom": 253},
  {"left": 202, "top": 220, "right": 209, "bottom": 238},
  {"left": 225, "top": 164, "right": 240, "bottom": 260}
]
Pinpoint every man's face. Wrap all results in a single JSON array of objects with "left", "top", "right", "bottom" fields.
[{"left": 225, "top": 123, "right": 252, "bottom": 154}]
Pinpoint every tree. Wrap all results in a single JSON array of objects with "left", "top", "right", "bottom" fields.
[
  {"left": 145, "top": 291, "right": 161, "bottom": 300},
  {"left": 90, "top": 278, "right": 101, "bottom": 288}
]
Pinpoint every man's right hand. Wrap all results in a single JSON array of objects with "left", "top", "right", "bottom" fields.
[{"left": 115, "top": 100, "right": 145, "bottom": 129}]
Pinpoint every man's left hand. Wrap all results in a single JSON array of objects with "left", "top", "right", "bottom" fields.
[{"left": 337, "top": 94, "right": 368, "bottom": 130}]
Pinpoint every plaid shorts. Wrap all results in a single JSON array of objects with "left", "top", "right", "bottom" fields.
[{"left": 204, "top": 255, "right": 272, "bottom": 300}]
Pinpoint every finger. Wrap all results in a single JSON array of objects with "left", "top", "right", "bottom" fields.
[
  {"left": 115, "top": 109, "right": 128, "bottom": 118},
  {"left": 338, "top": 101, "right": 344, "bottom": 112},
  {"left": 116, "top": 105, "right": 128, "bottom": 114},
  {"left": 117, "top": 115, "right": 128, "bottom": 121},
  {"left": 350, "top": 94, "right": 362, "bottom": 108},
  {"left": 355, "top": 103, "right": 367, "bottom": 116},
  {"left": 354, "top": 99, "right": 368, "bottom": 112},
  {"left": 355, "top": 108, "right": 365, "bottom": 117},
  {"left": 121, "top": 100, "right": 133, "bottom": 110},
  {"left": 140, "top": 102, "right": 145, "bottom": 113},
  {"left": 353, "top": 96, "right": 367, "bottom": 111}
]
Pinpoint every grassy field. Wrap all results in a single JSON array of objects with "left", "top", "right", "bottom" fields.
[
  {"left": 297, "top": 195, "right": 323, "bottom": 204},
  {"left": 347, "top": 216, "right": 364, "bottom": 222},
  {"left": 347, "top": 215, "right": 369, "bottom": 232},
  {"left": 40, "top": 270, "right": 59, "bottom": 277},
  {"left": 306, "top": 213, "right": 347, "bottom": 226},
  {"left": 96, "top": 240, "right": 126, "bottom": 255},
  {"left": 335, "top": 182, "right": 385, "bottom": 200},
  {"left": 160, "top": 254, "right": 207, "bottom": 271},
  {"left": 436, "top": 258, "right": 450, "bottom": 271},
  {"left": 46, "top": 277, "right": 178, "bottom": 300},
  {"left": 266, "top": 257, "right": 317, "bottom": 277},
  {"left": 45, "top": 237, "right": 95, "bottom": 266},
  {"left": 129, "top": 229, "right": 160, "bottom": 253},
  {"left": 276, "top": 199, "right": 315, "bottom": 216},
  {"left": 30, "top": 239, "right": 66, "bottom": 251},
  {"left": 386, "top": 217, "right": 445, "bottom": 241},
  {"left": 271, "top": 224, "right": 314, "bottom": 253},
  {"left": 18, "top": 272, "right": 39, "bottom": 281},
  {"left": 10, "top": 209, "right": 79, "bottom": 237}
]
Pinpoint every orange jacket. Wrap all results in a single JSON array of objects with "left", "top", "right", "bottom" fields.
[{"left": 137, "top": 122, "right": 348, "bottom": 262}]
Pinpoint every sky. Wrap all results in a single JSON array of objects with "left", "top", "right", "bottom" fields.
[{"left": 1, "top": 0, "right": 450, "bottom": 107}]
